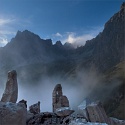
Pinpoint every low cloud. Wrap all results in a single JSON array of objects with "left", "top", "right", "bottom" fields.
[
  {"left": 16, "top": 68, "right": 101, "bottom": 112},
  {"left": 53, "top": 26, "right": 104, "bottom": 47},
  {"left": 0, "top": 38, "right": 8, "bottom": 47},
  {"left": 62, "top": 32, "right": 94, "bottom": 47}
]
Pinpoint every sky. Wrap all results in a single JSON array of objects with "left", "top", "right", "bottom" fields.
[{"left": 0, "top": 0, "right": 123, "bottom": 47}]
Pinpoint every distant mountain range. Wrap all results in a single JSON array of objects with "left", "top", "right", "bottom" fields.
[
  {"left": 0, "top": 2, "right": 124, "bottom": 119},
  {"left": 0, "top": 3, "right": 124, "bottom": 73}
]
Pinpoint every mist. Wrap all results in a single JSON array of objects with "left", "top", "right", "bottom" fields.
[
  {"left": 0, "top": 65, "right": 123, "bottom": 112},
  {"left": 16, "top": 68, "right": 102, "bottom": 112}
]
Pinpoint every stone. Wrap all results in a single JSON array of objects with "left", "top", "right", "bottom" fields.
[
  {"left": 109, "top": 117, "right": 125, "bottom": 125},
  {"left": 52, "top": 84, "right": 69, "bottom": 112},
  {"left": 59, "top": 95, "right": 69, "bottom": 107},
  {"left": 55, "top": 107, "right": 74, "bottom": 117},
  {"left": 0, "top": 101, "right": 27, "bottom": 125},
  {"left": 29, "top": 101, "right": 40, "bottom": 114},
  {"left": 1, "top": 70, "right": 18, "bottom": 103},
  {"left": 27, "top": 112, "right": 59, "bottom": 125},
  {"left": 86, "top": 101, "right": 110, "bottom": 124},
  {"left": 26, "top": 111, "right": 34, "bottom": 122},
  {"left": 18, "top": 99, "right": 27, "bottom": 108},
  {"left": 78, "top": 99, "right": 90, "bottom": 121}
]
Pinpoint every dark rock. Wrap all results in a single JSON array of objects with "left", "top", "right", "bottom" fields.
[
  {"left": 29, "top": 101, "right": 40, "bottom": 114},
  {"left": 120, "top": 2, "right": 125, "bottom": 10},
  {"left": 52, "top": 84, "right": 70, "bottom": 112},
  {"left": 1, "top": 70, "right": 18, "bottom": 103},
  {"left": 0, "top": 101, "right": 27, "bottom": 125},
  {"left": 18, "top": 99, "right": 27, "bottom": 108},
  {"left": 109, "top": 117, "right": 125, "bottom": 125},
  {"left": 55, "top": 41, "right": 63, "bottom": 47},
  {"left": 86, "top": 101, "right": 110, "bottom": 124}
]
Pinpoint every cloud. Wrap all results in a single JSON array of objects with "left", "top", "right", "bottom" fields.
[
  {"left": 0, "top": 38, "right": 8, "bottom": 47},
  {"left": 0, "top": 15, "right": 32, "bottom": 47},
  {"left": 55, "top": 32, "right": 62, "bottom": 37},
  {"left": 62, "top": 32, "right": 94, "bottom": 47},
  {"left": 0, "top": 17, "right": 17, "bottom": 47},
  {"left": 60, "top": 26, "right": 104, "bottom": 47},
  {"left": 0, "top": 18, "right": 15, "bottom": 26}
]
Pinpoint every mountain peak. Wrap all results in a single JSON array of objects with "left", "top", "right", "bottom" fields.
[
  {"left": 121, "top": 2, "right": 125, "bottom": 10},
  {"left": 14, "top": 30, "right": 41, "bottom": 42},
  {"left": 16, "top": 30, "right": 33, "bottom": 36},
  {"left": 55, "top": 41, "right": 63, "bottom": 47}
]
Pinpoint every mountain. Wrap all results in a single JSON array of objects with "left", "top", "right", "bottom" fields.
[
  {"left": 0, "top": 2, "right": 124, "bottom": 119},
  {"left": 0, "top": 3, "right": 124, "bottom": 72},
  {"left": 88, "top": 61, "right": 125, "bottom": 119},
  {"left": 74, "top": 2, "right": 124, "bottom": 72}
]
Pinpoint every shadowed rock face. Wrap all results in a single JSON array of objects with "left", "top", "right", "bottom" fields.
[
  {"left": 18, "top": 99, "right": 27, "bottom": 108},
  {"left": 1, "top": 70, "right": 18, "bottom": 103},
  {"left": 29, "top": 101, "right": 40, "bottom": 115},
  {"left": 52, "top": 84, "right": 70, "bottom": 113},
  {"left": 0, "top": 102, "right": 27, "bottom": 125}
]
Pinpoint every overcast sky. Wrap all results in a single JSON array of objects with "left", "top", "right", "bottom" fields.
[{"left": 0, "top": 0, "right": 123, "bottom": 47}]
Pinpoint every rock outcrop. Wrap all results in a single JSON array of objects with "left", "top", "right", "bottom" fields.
[
  {"left": 18, "top": 99, "right": 27, "bottom": 108},
  {"left": 1, "top": 70, "right": 18, "bottom": 103},
  {"left": 77, "top": 100, "right": 125, "bottom": 125},
  {"left": 29, "top": 101, "right": 40, "bottom": 114},
  {"left": 52, "top": 84, "right": 69, "bottom": 112},
  {"left": 86, "top": 101, "right": 110, "bottom": 124},
  {"left": 0, "top": 101, "right": 27, "bottom": 125},
  {"left": 52, "top": 84, "right": 74, "bottom": 117}
]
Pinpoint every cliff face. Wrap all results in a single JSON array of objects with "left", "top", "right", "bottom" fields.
[
  {"left": 75, "top": 2, "right": 125, "bottom": 72},
  {"left": 93, "top": 3, "right": 124, "bottom": 71}
]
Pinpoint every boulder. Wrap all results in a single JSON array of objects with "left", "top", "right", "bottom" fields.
[
  {"left": 86, "top": 101, "right": 110, "bottom": 124},
  {"left": 0, "top": 101, "right": 27, "bottom": 125},
  {"left": 26, "top": 111, "right": 34, "bottom": 121},
  {"left": 109, "top": 117, "right": 125, "bottom": 125},
  {"left": 55, "top": 107, "right": 74, "bottom": 117},
  {"left": 78, "top": 100, "right": 90, "bottom": 121},
  {"left": 18, "top": 99, "right": 27, "bottom": 108},
  {"left": 1, "top": 70, "right": 18, "bottom": 103},
  {"left": 29, "top": 101, "right": 40, "bottom": 114},
  {"left": 78, "top": 100, "right": 125, "bottom": 125}
]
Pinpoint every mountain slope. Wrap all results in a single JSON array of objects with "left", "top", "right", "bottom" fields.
[
  {"left": 88, "top": 61, "right": 125, "bottom": 119},
  {"left": 74, "top": 2, "right": 125, "bottom": 72}
]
